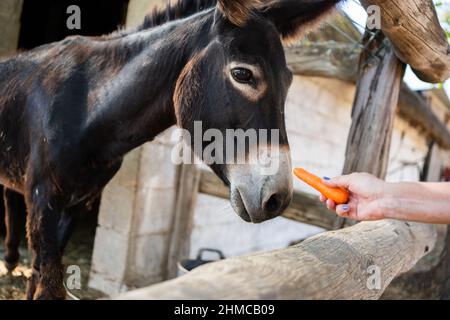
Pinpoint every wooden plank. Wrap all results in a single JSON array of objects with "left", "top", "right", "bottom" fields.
[
  {"left": 199, "top": 170, "right": 336, "bottom": 230},
  {"left": 342, "top": 31, "right": 405, "bottom": 178},
  {"left": 306, "top": 8, "right": 362, "bottom": 43},
  {"left": 335, "top": 30, "right": 405, "bottom": 229},
  {"left": 360, "top": 0, "right": 450, "bottom": 83},
  {"left": 165, "top": 164, "right": 201, "bottom": 279},
  {"left": 285, "top": 42, "right": 359, "bottom": 82},
  {"left": 198, "top": 169, "right": 229, "bottom": 199},
  {"left": 284, "top": 191, "right": 336, "bottom": 230},
  {"left": 397, "top": 86, "right": 450, "bottom": 149},
  {"left": 115, "top": 220, "right": 437, "bottom": 300}
]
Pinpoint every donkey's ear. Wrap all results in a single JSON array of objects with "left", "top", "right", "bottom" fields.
[
  {"left": 260, "top": 0, "right": 341, "bottom": 42},
  {"left": 216, "top": 0, "right": 261, "bottom": 27}
]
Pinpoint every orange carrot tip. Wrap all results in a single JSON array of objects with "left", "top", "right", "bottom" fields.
[{"left": 293, "top": 168, "right": 349, "bottom": 205}]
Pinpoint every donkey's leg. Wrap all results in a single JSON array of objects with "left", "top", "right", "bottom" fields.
[
  {"left": 26, "top": 242, "right": 40, "bottom": 300},
  {"left": 26, "top": 209, "right": 78, "bottom": 300},
  {"left": 26, "top": 194, "right": 41, "bottom": 300},
  {"left": 26, "top": 187, "right": 66, "bottom": 300},
  {"left": 3, "top": 188, "right": 26, "bottom": 272},
  {"left": 57, "top": 209, "right": 79, "bottom": 254},
  {"left": 57, "top": 196, "right": 100, "bottom": 253}
]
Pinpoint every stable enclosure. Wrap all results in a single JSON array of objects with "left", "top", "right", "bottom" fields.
[
  {"left": 1, "top": 0, "right": 450, "bottom": 300},
  {"left": 87, "top": 0, "right": 450, "bottom": 299}
]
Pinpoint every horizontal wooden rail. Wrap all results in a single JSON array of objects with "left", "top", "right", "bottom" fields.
[
  {"left": 286, "top": 42, "right": 450, "bottom": 150},
  {"left": 199, "top": 170, "right": 337, "bottom": 230},
  {"left": 116, "top": 220, "right": 436, "bottom": 300},
  {"left": 285, "top": 42, "right": 359, "bottom": 82}
]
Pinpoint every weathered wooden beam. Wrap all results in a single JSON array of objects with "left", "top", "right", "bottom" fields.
[
  {"left": 336, "top": 30, "right": 404, "bottom": 229},
  {"left": 115, "top": 220, "right": 436, "bottom": 300},
  {"left": 285, "top": 42, "right": 450, "bottom": 150},
  {"left": 360, "top": 0, "right": 450, "bottom": 83},
  {"left": 343, "top": 31, "right": 405, "bottom": 178},
  {"left": 199, "top": 170, "right": 336, "bottom": 230},
  {"left": 165, "top": 164, "right": 201, "bottom": 279},
  {"left": 306, "top": 8, "right": 361, "bottom": 43},
  {"left": 397, "top": 85, "right": 450, "bottom": 149},
  {"left": 285, "top": 42, "right": 359, "bottom": 82},
  {"left": 381, "top": 225, "right": 450, "bottom": 299}
]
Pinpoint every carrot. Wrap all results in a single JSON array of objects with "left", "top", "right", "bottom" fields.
[{"left": 293, "top": 168, "right": 349, "bottom": 205}]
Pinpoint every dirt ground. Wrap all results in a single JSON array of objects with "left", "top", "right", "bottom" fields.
[{"left": 0, "top": 214, "right": 106, "bottom": 300}]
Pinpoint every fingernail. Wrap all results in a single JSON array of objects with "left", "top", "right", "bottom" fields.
[
  {"left": 342, "top": 204, "right": 349, "bottom": 211},
  {"left": 323, "top": 177, "right": 330, "bottom": 181}
]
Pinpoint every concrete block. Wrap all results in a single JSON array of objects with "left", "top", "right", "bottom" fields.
[
  {"left": 190, "top": 214, "right": 324, "bottom": 259},
  {"left": 88, "top": 270, "right": 128, "bottom": 295},
  {"left": 91, "top": 227, "right": 129, "bottom": 286},
  {"left": 190, "top": 221, "right": 258, "bottom": 257},
  {"left": 127, "top": 233, "right": 169, "bottom": 282},
  {"left": 138, "top": 142, "right": 179, "bottom": 189},
  {"left": 97, "top": 149, "right": 141, "bottom": 234},
  {"left": 193, "top": 194, "right": 238, "bottom": 227},
  {"left": 134, "top": 187, "right": 177, "bottom": 235}
]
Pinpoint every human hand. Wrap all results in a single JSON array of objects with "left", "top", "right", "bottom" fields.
[{"left": 319, "top": 173, "right": 388, "bottom": 221}]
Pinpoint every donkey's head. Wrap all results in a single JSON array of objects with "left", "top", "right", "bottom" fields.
[{"left": 174, "top": 0, "right": 339, "bottom": 223}]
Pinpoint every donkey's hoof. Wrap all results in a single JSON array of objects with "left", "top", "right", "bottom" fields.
[
  {"left": 33, "top": 284, "right": 67, "bottom": 300},
  {"left": 26, "top": 269, "right": 39, "bottom": 300}
]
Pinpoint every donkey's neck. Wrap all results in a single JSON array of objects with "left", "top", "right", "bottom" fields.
[{"left": 84, "top": 10, "right": 213, "bottom": 160}]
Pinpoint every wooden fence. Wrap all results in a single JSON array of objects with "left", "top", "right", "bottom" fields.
[
  {"left": 114, "top": 0, "right": 450, "bottom": 299},
  {"left": 117, "top": 220, "right": 436, "bottom": 299}
]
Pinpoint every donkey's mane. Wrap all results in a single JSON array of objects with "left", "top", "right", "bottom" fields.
[
  {"left": 135, "top": 0, "right": 262, "bottom": 31},
  {"left": 137, "top": 0, "right": 218, "bottom": 31}
]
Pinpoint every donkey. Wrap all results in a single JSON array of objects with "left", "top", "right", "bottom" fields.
[{"left": 0, "top": 0, "right": 340, "bottom": 299}]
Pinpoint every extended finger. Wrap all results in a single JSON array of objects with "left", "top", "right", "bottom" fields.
[
  {"left": 335, "top": 203, "right": 351, "bottom": 217},
  {"left": 322, "top": 175, "right": 352, "bottom": 189}
]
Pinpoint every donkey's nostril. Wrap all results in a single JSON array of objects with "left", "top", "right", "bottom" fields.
[{"left": 263, "top": 193, "right": 283, "bottom": 213}]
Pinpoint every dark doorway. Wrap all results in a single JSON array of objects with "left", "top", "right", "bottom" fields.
[{"left": 18, "top": 0, "right": 129, "bottom": 50}]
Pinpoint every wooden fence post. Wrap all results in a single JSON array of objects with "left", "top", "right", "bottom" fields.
[
  {"left": 336, "top": 30, "right": 405, "bottom": 229},
  {"left": 165, "top": 164, "right": 201, "bottom": 279},
  {"left": 343, "top": 30, "right": 405, "bottom": 177}
]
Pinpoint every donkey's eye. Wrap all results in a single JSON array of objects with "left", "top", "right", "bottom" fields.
[{"left": 231, "top": 68, "right": 253, "bottom": 84}]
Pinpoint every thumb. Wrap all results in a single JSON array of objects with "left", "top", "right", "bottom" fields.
[{"left": 322, "top": 174, "right": 352, "bottom": 189}]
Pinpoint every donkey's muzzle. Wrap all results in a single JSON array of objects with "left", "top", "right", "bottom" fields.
[{"left": 228, "top": 148, "right": 293, "bottom": 223}]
